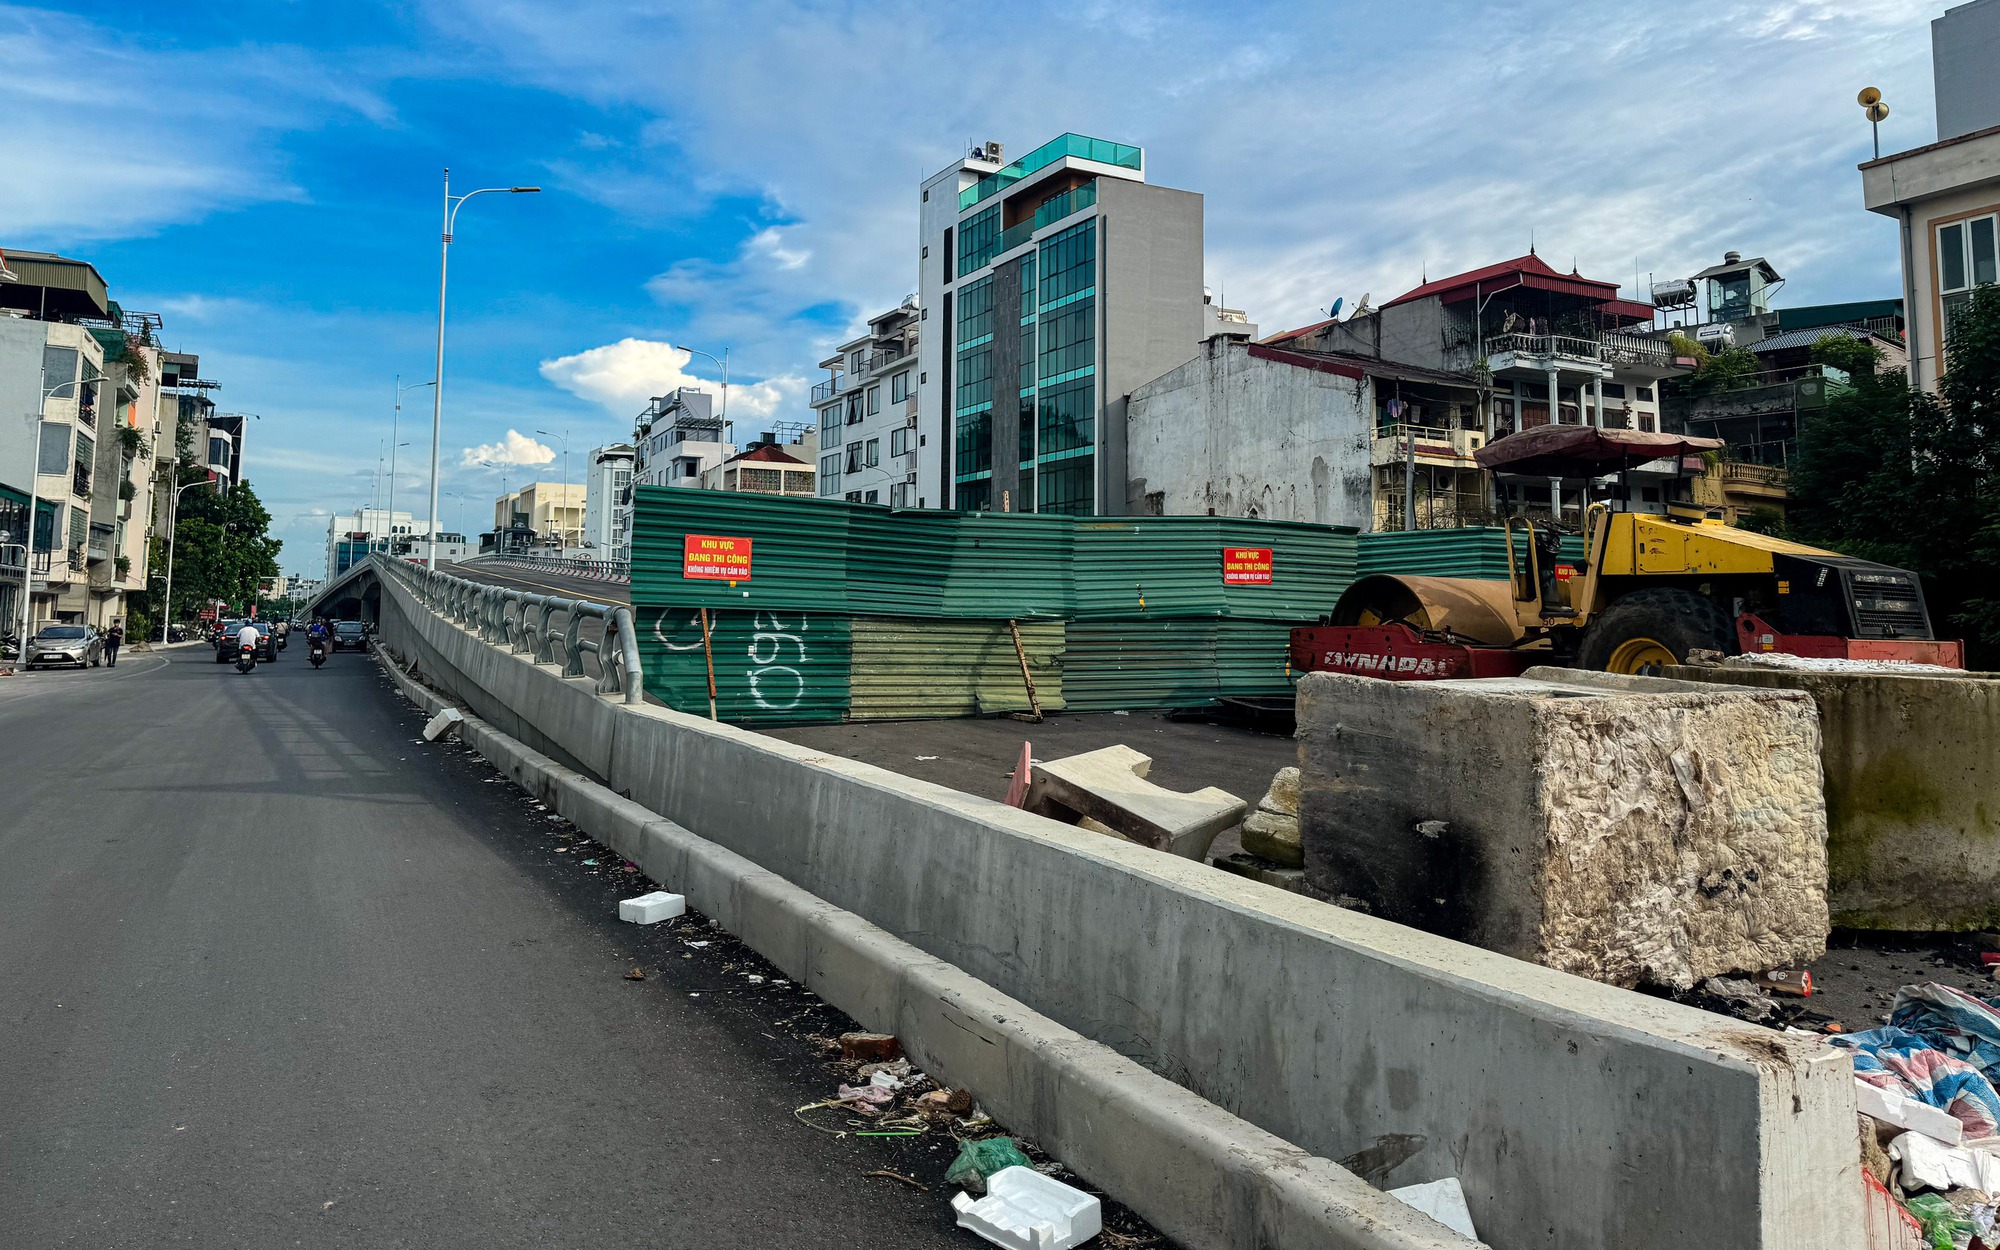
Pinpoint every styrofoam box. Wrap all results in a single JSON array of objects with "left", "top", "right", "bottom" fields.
[
  {"left": 619, "top": 892, "right": 686, "bottom": 924},
  {"left": 951, "top": 1166, "right": 1101, "bottom": 1250}
]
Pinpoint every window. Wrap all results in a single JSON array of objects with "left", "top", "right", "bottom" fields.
[
  {"left": 845, "top": 490, "right": 862, "bottom": 502},
  {"left": 41, "top": 346, "right": 77, "bottom": 392},
  {"left": 890, "top": 482, "right": 910, "bottom": 507},
  {"left": 820, "top": 404, "right": 841, "bottom": 433},
  {"left": 956, "top": 345, "right": 993, "bottom": 417},
  {"left": 956, "top": 275, "right": 995, "bottom": 346},
  {"left": 819, "top": 452, "right": 842, "bottom": 481},
  {"left": 846, "top": 394, "right": 864, "bottom": 424},
  {"left": 1636, "top": 387, "right": 1655, "bottom": 402},
  {"left": 1600, "top": 382, "right": 1627, "bottom": 399},
  {"left": 958, "top": 204, "right": 1001, "bottom": 276},
  {"left": 864, "top": 490, "right": 879, "bottom": 504},
  {"left": 1038, "top": 219, "right": 1096, "bottom": 309},
  {"left": 868, "top": 386, "right": 880, "bottom": 415},
  {"left": 1037, "top": 459, "right": 1094, "bottom": 515},
  {"left": 38, "top": 423, "right": 69, "bottom": 475},
  {"left": 846, "top": 443, "right": 864, "bottom": 473},
  {"left": 1038, "top": 377, "right": 1095, "bottom": 456},
  {"left": 1039, "top": 299, "right": 1095, "bottom": 380},
  {"left": 1940, "top": 214, "right": 1999, "bottom": 331},
  {"left": 890, "top": 427, "right": 910, "bottom": 457},
  {"left": 680, "top": 458, "right": 700, "bottom": 478},
  {"left": 866, "top": 438, "right": 880, "bottom": 467},
  {"left": 890, "top": 370, "right": 910, "bottom": 403}
]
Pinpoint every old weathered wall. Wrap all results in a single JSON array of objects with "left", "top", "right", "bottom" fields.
[
  {"left": 1124, "top": 338, "right": 1373, "bottom": 525},
  {"left": 1668, "top": 660, "right": 2000, "bottom": 929},
  {"left": 1297, "top": 671, "right": 1830, "bottom": 989}
]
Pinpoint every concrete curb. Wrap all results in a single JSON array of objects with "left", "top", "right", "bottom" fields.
[{"left": 371, "top": 646, "right": 1479, "bottom": 1250}]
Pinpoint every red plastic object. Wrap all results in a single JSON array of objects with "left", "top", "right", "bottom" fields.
[
  {"left": 1735, "top": 613, "right": 1965, "bottom": 669},
  {"left": 1980, "top": 952, "right": 2000, "bottom": 967},
  {"left": 1289, "top": 623, "right": 1535, "bottom": 682}
]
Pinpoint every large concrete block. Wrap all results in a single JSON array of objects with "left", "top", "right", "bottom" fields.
[
  {"left": 1296, "top": 671, "right": 1830, "bottom": 989},
  {"left": 1025, "top": 745, "right": 1246, "bottom": 860},
  {"left": 1666, "top": 657, "right": 2000, "bottom": 929}
]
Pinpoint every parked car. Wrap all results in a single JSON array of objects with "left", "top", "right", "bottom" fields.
[
  {"left": 213, "top": 619, "right": 278, "bottom": 664},
  {"left": 24, "top": 624, "right": 103, "bottom": 669},
  {"left": 331, "top": 621, "right": 368, "bottom": 652}
]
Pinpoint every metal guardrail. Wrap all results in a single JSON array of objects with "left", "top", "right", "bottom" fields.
[
  {"left": 374, "top": 555, "right": 644, "bottom": 704},
  {"left": 482, "top": 553, "right": 631, "bottom": 584}
]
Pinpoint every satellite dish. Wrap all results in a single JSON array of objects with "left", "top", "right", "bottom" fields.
[
  {"left": 1857, "top": 86, "right": 1882, "bottom": 107},
  {"left": 1327, "top": 297, "right": 1344, "bottom": 319}
]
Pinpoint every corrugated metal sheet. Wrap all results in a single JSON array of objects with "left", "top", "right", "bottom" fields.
[
  {"left": 849, "top": 619, "right": 1064, "bottom": 720},
  {"left": 631, "top": 488, "right": 856, "bottom": 616},
  {"left": 636, "top": 604, "right": 850, "bottom": 724},
  {"left": 1357, "top": 528, "right": 1586, "bottom": 582},
  {"left": 939, "top": 512, "right": 1077, "bottom": 620},
  {"left": 1060, "top": 621, "right": 1220, "bottom": 712},
  {"left": 1073, "top": 517, "right": 1359, "bottom": 621}
]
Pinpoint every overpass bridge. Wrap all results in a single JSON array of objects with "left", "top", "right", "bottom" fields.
[{"left": 299, "top": 553, "right": 1861, "bottom": 1250}]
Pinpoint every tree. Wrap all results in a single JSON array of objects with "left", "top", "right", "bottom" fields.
[
  {"left": 1788, "top": 295, "right": 2000, "bottom": 666},
  {"left": 163, "top": 479, "right": 283, "bottom": 620}
]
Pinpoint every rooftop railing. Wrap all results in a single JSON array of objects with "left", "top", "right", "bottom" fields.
[{"left": 959, "top": 134, "right": 1139, "bottom": 211}]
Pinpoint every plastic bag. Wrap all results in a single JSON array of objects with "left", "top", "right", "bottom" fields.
[
  {"left": 1903, "top": 1192, "right": 1973, "bottom": 1250},
  {"left": 945, "top": 1137, "right": 1034, "bottom": 1194}
]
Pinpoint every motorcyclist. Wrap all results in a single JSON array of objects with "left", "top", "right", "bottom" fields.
[
  {"left": 237, "top": 620, "right": 263, "bottom": 662},
  {"left": 307, "top": 619, "right": 331, "bottom": 647}
]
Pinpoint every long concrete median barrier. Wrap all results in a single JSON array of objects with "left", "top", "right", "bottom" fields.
[{"left": 367, "top": 560, "right": 1862, "bottom": 1250}]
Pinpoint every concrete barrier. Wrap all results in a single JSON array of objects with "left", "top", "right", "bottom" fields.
[
  {"left": 1296, "top": 670, "right": 1831, "bottom": 990},
  {"left": 368, "top": 564, "right": 1863, "bottom": 1250},
  {"left": 1664, "top": 659, "right": 2000, "bottom": 930}
]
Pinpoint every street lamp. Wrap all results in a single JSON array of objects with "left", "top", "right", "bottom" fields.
[
  {"left": 675, "top": 343, "right": 730, "bottom": 439},
  {"left": 427, "top": 169, "right": 540, "bottom": 569},
  {"left": 391, "top": 375, "right": 434, "bottom": 540},
  {"left": 535, "top": 427, "right": 572, "bottom": 549},
  {"left": 15, "top": 372, "right": 95, "bottom": 658},
  {"left": 158, "top": 477, "right": 216, "bottom": 642}
]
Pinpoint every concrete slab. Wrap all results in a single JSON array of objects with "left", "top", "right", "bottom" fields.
[
  {"left": 1024, "top": 745, "right": 1246, "bottom": 860},
  {"left": 1297, "top": 671, "right": 1831, "bottom": 990},
  {"left": 1665, "top": 659, "right": 2000, "bottom": 929}
]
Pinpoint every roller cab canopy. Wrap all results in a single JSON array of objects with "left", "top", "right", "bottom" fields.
[{"left": 1475, "top": 425, "right": 1723, "bottom": 478}]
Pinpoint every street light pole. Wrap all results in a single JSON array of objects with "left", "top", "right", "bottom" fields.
[
  {"left": 159, "top": 478, "right": 213, "bottom": 642},
  {"left": 675, "top": 344, "right": 730, "bottom": 441},
  {"left": 393, "top": 376, "right": 435, "bottom": 553},
  {"left": 536, "top": 427, "right": 572, "bottom": 549},
  {"left": 426, "top": 169, "right": 539, "bottom": 570},
  {"left": 16, "top": 371, "right": 92, "bottom": 657}
]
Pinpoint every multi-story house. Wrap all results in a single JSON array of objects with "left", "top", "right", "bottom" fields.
[
  {"left": 621, "top": 387, "right": 731, "bottom": 551},
  {"left": 0, "top": 251, "right": 120, "bottom": 630},
  {"left": 491, "top": 483, "right": 585, "bottom": 548},
  {"left": 705, "top": 438, "right": 817, "bottom": 496},
  {"left": 1861, "top": 0, "right": 2000, "bottom": 393},
  {"left": 1274, "top": 252, "right": 1685, "bottom": 526},
  {"left": 582, "top": 443, "right": 635, "bottom": 562},
  {"left": 917, "top": 134, "right": 1206, "bottom": 515},
  {"left": 812, "top": 301, "right": 920, "bottom": 504},
  {"left": 85, "top": 316, "right": 166, "bottom": 627}
]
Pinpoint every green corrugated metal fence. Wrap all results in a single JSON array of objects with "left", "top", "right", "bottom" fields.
[
  {"left": 632, "top": 489, "right": 1362, "bottom": 723},
  {"left": 1357, "top": 527, "right": 1586, "bottom": 581}
]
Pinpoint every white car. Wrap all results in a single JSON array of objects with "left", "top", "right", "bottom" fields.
[{"left": 25, "top": 624, "right": 104, "bottom": 669}]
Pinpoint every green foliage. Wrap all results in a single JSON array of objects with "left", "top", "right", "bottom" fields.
[
  {"left": 163, "top": 479, "right": 283, "bottom": 621},
  {"left": 118, "top": 479, "right": 136, "bottom": 501},
  {"left": 1735, "top": 507, "right": 1788, "bottom": 538},
  {"left": 1684, "top": 345, "right": 1763, "bottom": 397},
  {"left": 1666, "top": 331, "right": 1705, "bottom": 363},
  {"left": 1808, "top": 333, "right": 1883, "bottom": 379},
  {"left": 1789, "top": 284, "right": 2000, "bottom": 666},
  {"left": 116, "top": 425, "right": 143, "bottom": 456}
]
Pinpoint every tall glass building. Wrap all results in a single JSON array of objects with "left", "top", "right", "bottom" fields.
[{"left": 915, "top": 135, "right": 1205, "bottom": 516}]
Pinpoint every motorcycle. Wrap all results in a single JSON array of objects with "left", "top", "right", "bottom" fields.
[
  {"left": 308, "top": 638, "right": 327, "bottom": 668},
  {"left": 235, "top": 639, "right": 257, "bottom": 674}
]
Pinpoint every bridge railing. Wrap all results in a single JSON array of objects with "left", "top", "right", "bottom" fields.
[
  {"left": 375, "top": 555, "right": 644, "bottom": 704},
  {"left": 479, "top": 552, "right": 632, "bottom": 584}
]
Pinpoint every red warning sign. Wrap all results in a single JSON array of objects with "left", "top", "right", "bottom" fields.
[
  {"left": 1223, "top": 546, "right": 1273, "bottom": 586},
  {"left": 683, "top": 534, "right": 753, "bottom": 581}
]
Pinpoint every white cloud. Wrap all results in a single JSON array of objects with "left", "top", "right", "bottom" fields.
[
  {"left": 538, "top": 337, "right": 805, "bottom": 426},
  {"left": 459, "top": 430, "right": 556, "bottom": 468}
]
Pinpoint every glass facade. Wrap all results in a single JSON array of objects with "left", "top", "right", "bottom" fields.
[
  {"left": 958, "top": 205, "right": 1001, "bottom": 277},
  {"left": 951, "top": 207, "right": 1098, "bottom": 515},
  {"left": 959, "top": 133, "right": 1141, "bottom": 211}
]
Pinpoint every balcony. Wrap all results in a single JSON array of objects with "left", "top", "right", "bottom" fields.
[
  {"left": 961, "top": 134, "right": 1141, "bottom": 211},
  {"left": 1370, "top": 424, "right": 1486, "bottom": 468},
  {"left": 87, "top": 523, "right": 114, "bottom": 562},
  {"left": 811, "top": 378, "right": 839, "bottom": 404},
  {"left": 1486, "top": 331, "right": 1679, "bottom": 381},
  {"left": 994, "top": 179, "right": 1099, "bottom": 258}
]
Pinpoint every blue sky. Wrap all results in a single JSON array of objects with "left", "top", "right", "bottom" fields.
[{"left": 2, "top": 0, "right": 1946, "bottom": 575}]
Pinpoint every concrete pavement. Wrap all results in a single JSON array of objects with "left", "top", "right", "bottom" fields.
[{"left": 0, "top": 647, "right": 963, "bottom": 1247}]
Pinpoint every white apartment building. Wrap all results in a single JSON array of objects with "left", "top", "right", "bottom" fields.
[
  {"left": 917, "top": 134, "right": 1206, "bottom": 515},
  {"left": 582, "top": 443, "right": 635, "bottom": 562},
  {"left": 326, "top": 508, "right": 415, "bottom": 579},
  {"left": 492, "top": 482, "right": 585, "bottom": 549},
  {"left": 812, "top": 301, "right": 919, "bottom": 505}
]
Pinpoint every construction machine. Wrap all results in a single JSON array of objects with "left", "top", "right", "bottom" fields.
[{"left": 1292, "top": 424, "right": 1964, "bottom": 679}]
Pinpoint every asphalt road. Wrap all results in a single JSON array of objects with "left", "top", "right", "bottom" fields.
[{"left": 0, "top": 644, "right": 966, "bottom": 1248}]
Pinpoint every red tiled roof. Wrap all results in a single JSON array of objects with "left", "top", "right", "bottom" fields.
[
  {"left": 1383, "top": 252, "right": 1654, "bottom": 322},
  {"left": 724, "top": 443, "right": 808, "bottom": 465}
]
